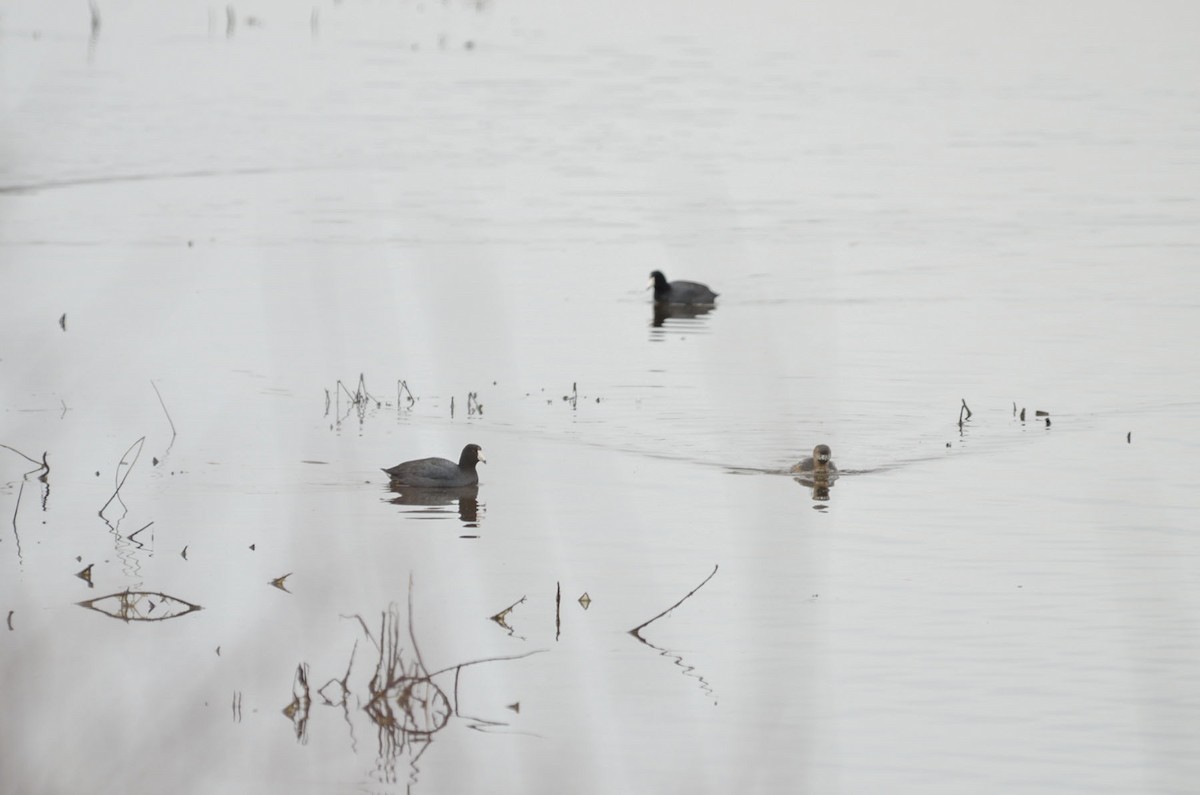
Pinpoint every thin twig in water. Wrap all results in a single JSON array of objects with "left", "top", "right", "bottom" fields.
[
  {"left": 425, "top": 649, "right": 546, "bottom": 680},
  {"left": 397, "top": 380, "right": 416, "bottom": 407},
  {"left": 629, "top": 564, "right": 719, "bottom": 639},
  {"left": 128, "top": 521, "right": 154, "bottom": 541},
  {"left": 356, "top": 374, "right": 379, "bottom": 407},
  {"left": 334, "top": 374, "right": 380, "bottom": 420},
  {"left": 150, "top": 381, "right": 177, "bottom": 458},
  {"left": 446, "top": 649, "right": 548, "bottom": 732},
  {"left": 0, "top": 443, "right": 43, "bottom": 468},
  {"left": 488, "top": 595, "right": 527, "bottom": 638},
  {"left": 318, "top": 637, "right": 358, "bottom": 706},
  {"left": 407, "top": 574, "right": 428, "bottom": 676},
  {"left": 489, "top": 595, "right": 526, "bottom": 624},
  {"left": 340, "top": 613, "right": 381, "bottom": 651},
  {"left": 958, "top": 399, "right": 972, "bottom": 429},
  {"left": 11, "top": 480, "right": 25, "bottom": 562},
  {"left": 99, "top": 436, "right": 146, "bottom": 517},
  {"left": 6, "top": 449, "right": 50, "bottom": 561}
]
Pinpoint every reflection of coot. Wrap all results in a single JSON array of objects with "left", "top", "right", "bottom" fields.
[
  {"left": 649, "top": 270, "right": 718, "bottom": 305},
  {"left": 652, "top": 302, "right": 716, "bottom": 328},
  {"left": 382, "top": 444, "right": 484, "bottom": 487},
  {"left": 388, "top": 484, "right": 480, "bottom": 524}
]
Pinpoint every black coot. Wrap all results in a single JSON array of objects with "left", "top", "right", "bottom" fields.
[
  {"left": 649, "top": 270, "right": 718, "bottom": 305},
  {"left": 382, "top": 443, "right": 485, "bottom": 487}
]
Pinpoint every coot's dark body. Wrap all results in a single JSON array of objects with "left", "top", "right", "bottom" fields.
[
  {"left": 382, "top": 444, "right": 485, "bottom": 488},
  {"left": 649, "top": 270, "right": 718, "bottom": 305}
]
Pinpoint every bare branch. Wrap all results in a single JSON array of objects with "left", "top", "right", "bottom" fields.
[
  {"left": 629, "top": 564, "right": 719, "bottom": 639},
  {"left": 98, "top": 436, "right": 146, "bottom": 516},
  {"left": 0, "top": 443, "right": 42, "bottom": 468},
  {"left": 151, "top": 380, "right": 177, "bottom": 453}
]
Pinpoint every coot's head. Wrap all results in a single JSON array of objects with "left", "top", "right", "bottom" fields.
[
  {"left": 459, "top": 444, "right": 486, "bottom": 468},
  {"left": 648, "top": 270, "right": 670, "bottom": 295}
]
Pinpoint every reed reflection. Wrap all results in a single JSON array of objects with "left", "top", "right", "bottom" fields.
[
  {"left": 280, "top": 586, "right": 543, "bottom": 791},
  {"left": 628, "top": 564, "right": 719, "bottom": 704},
  {"left": 78, "top": 589, "right": 203, "bottom": 622},
  {"left": 387, "top": 484, "right": 481, "bottom": 526},
  {"left": 1, "top": 441, "right": 51, "bottom": 567},
  {"left": 283, "top": 663, "right": 312, "bottom": 743}
]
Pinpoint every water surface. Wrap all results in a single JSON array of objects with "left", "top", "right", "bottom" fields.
[{"left": 3, "top": 1, "right": 1200, "bottom": 793}]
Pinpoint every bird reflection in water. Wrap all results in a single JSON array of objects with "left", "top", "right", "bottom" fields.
[
  {"left": 794, "top": 473, "right": 835, "bottom": 504},
  {"left": 651, "top": 302, "right": 716, "bottom": 331},
  {"left": 790, "top": 445, "right": 839, "bottom": 505},
  {"left": 387, "top": 484, "right": 481, "bottom": 526}
]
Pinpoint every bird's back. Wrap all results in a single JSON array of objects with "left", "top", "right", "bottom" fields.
[
  {"left": 667, "top": 280, "right": 718, "bottom": 304},
  {"left": 383, "top": 456, "right": 472, "bottom": 487}
]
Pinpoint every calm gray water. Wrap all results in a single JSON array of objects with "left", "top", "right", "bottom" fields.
[{"left": 3, "top": 1, "right": 1200, "bottom": 793}]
